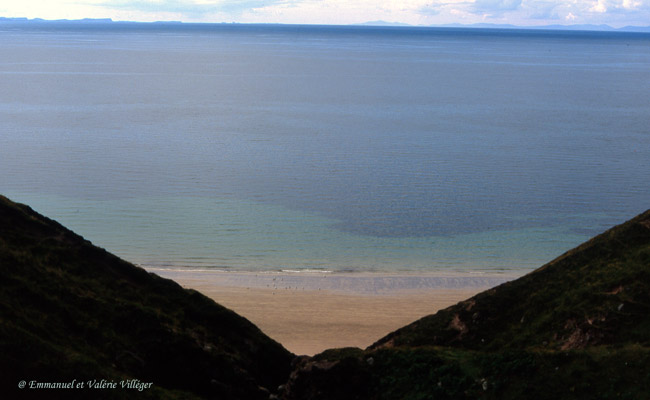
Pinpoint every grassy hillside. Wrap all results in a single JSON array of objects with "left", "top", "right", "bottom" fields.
[
  {"left": 2, "top": 193, "right": 648, "bottom": 399},
  {"left": 282, "top": 210, "right": 650, "bottom": 400},
  {"left": 0, "top": 195, "right": 294, "bottom": 399},
  {"left": 375, "top": 209, "right": 650, "bottom": 351}
]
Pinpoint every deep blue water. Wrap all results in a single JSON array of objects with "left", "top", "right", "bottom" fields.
[{"left": 1, "top": 23, "right": 649, "bottom": 273}]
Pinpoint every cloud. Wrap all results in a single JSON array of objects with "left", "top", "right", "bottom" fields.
[
  {"left": 473, "top": 0, "right": 522, "bottom": 13},
  {"left": 523, "top": 1, "right": 561, "bottom": 19},
  {"left": 417, "top": 1, "right": 474, "bottom": 21},
  {"left": 92, "top": 0, "right": 282, "bottom": 17},
  {"left": 241, "top": 0, "right": 442, "bottom": 25},
  {"left": 0, "top": 0, "right": 648, "bottom": 26},
  {"left": 589, "top": 0, "right": 648, "bottom": 13}
]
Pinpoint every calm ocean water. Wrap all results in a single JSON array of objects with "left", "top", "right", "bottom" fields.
[{"left": 1, "top": 23, "right": 649, "bottom": 274}]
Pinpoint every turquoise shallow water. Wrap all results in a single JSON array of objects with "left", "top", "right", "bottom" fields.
[
  {"left": 1, "top": 23, "right": 649, "bottom": 274},
  {"left": 0, "top": 192, "right": 615, "bottom": 273}
]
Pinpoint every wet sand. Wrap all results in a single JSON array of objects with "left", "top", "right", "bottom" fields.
[{"left": 149, "top": 269, "right": 514, "bottom": 355}]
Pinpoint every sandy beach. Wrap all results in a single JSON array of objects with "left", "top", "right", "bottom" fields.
[{"left": 149, "top": 269, "right": 515, "bottom": 355}]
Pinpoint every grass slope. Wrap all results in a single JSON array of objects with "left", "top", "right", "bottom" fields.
[
  {"left": 375, "top": 209, "right": 650, "bottom": 351},
  {"left": 282, "top": 210, "right": 650, "bottom": 400},
  {"left": 0, "top": 195, "right": 294, "bottom": 399}
]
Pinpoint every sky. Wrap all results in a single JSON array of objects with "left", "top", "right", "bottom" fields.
[{"left": 0, "top": 0, "right": 649, "bottom": 27}]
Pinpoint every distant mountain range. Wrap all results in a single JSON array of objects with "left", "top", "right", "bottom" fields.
[
  {"left": 359, "top": 19, "right": 650, "bottom": 32},
  {"left": 1, "top": 17, "right": 649, "bottom": 33},
  {"left": 436, "top": 22, "right": 650, "bottom": 32}
]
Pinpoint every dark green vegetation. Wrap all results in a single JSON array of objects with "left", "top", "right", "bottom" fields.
[
  {"left": 283, "top": 210, "right": 650, "bottom": 399},
  {"left": 2, "top": 194, "right": 649, "bottom": 400},
  {"left": 0, "top": 195, "right": 293, "bottom": 399}
]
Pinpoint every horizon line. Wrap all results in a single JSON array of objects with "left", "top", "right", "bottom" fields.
[{"left": 2, "top": 16, "right": 650, "bottom": 33}]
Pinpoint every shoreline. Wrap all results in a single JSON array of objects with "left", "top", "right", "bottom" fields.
[{"left": 150, "top": 268, "right": 516, "bottom": 355}]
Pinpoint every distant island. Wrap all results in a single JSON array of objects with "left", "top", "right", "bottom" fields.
[
  {"left": 1, "top": 16, "right": 650, "bottom": 33},
  {"left": 356, "top": 19, "right": 650, "bottom": 32},
  {"left": 432, "top": 22, "right": 650, "bottom": 32}
]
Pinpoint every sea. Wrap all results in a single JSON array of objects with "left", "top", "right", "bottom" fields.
[{"left": 1, "top": 21, "right": 649, "bottom": 276}]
